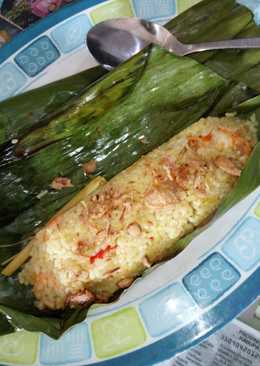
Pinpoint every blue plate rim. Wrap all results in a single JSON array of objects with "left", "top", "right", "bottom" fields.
[
  {"left": 85, "top": 268, "right": 259, "bottom": 366},
  {"left": 0, "top": 0, "right": 106, "bottom": 64}
]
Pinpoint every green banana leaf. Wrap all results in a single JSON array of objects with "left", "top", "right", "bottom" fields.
[
  {"left": 0, "top": 48, "right": 226, "bottom": 227},
  {"left": 0, "top": 66, "right": 105, "bottom": 147},
  {"left": 0, "top": 313, "right": 14, "bottom": 335},
  {"left": 0, "top": 0, "right": 260, "bottom": 338}
]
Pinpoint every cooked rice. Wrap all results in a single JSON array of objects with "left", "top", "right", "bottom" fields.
[{"left": 19, "top": 117, "right": 256, "bottom": 310}]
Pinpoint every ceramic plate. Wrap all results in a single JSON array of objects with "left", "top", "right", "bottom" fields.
[{"left": 0, "top": 1, "right": 259, "bottom": 366}]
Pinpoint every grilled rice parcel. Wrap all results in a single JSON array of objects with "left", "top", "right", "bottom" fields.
[{"left": 13, "top": 116, "right": 256, "bottom": 310}]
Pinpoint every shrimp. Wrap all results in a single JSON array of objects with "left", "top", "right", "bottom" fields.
[{"left": 215, "top": 156, "right": 241, "bottom": 176}]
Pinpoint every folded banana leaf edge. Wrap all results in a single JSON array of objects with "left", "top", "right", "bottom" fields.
[{"left": 0, "top": 0, "right": 260, "bottom": 338}]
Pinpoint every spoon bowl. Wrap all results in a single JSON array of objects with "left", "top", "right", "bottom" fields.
[{"left": 87, "top": 18, "right": 156, "bottom": 69}]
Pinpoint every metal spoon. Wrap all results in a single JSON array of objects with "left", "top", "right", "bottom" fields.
[{"left": 87, "top": 17, "right": 260, "bottom": 69}]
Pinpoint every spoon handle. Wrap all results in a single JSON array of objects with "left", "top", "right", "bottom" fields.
[{"left": 183, "top": 37, "right": 260, "bottom": 55}]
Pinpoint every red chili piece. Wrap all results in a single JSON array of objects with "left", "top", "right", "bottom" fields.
[{"left": 90, "top": 245, "right": 117, "bottom": 264}]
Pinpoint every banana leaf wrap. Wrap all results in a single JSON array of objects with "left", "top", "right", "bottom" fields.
[
  {"left": 0, "top": 66, "right": 106, "bottom": 147},
  {"left": 0, "top": 0, "right": 260, "bottom": 338}
]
